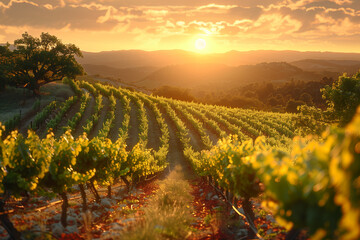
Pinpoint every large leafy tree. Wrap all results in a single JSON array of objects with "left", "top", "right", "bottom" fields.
[
  {"left": 9, "top": 32, "right": 83, "bottom": 94},
  {"left": 322, "top": 71, "right": 360, "bottom": 126}
]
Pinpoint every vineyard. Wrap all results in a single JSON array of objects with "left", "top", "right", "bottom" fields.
[{"left": 0, "top": 78, "right": 359, "bottom": 240}]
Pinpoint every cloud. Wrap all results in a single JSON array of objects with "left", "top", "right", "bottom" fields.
[
  {"left": 0, "top": 0, "right": 360, "bottom": 52},
  {"left": 0, "top": 1, "right": 118, "bottom": 30}
]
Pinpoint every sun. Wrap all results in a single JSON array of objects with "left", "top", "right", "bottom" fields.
[{"left": 195, "top": 38, "right": 206, "bottom": 50}]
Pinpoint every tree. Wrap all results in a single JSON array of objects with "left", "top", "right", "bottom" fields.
[
  {"left": 299, "top": 92, "right": 313, "bottom": 105},
  {"left": 10, "top": 32, "right": 83, "bottom": 94},
  {"left": 322, "top": 71, "right": 360, "bottom": 126},
  {"left": 285, "top": 99, "right": 305, "bottom": 113},
  {"left": 0, "top": 44, "right": 12, "bottom": 91},
  {"left": 153, "top": 85, "right": 195, "bottom": 102},
  {"left": 256, "top": 82, "right": 274, "bottom": 101}
]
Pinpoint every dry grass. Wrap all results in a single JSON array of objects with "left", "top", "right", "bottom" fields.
[
  {"left": 0, "top": 82, "right": 74, "bottom": 122},
  {"left": 115, "top": 166, "right": 194, "bottom": 240}
]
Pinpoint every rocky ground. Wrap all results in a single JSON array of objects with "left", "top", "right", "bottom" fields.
[{"left": 1, "top": 173, "right": 291, "bottom": 240}]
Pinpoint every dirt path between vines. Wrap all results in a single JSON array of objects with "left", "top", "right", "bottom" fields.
[
  {"left": 158, "top": 105, "right": 195, "bottom": 180},
  {"left": 143, "top": 104, "right": 161, "bottom": 151},
  {"left": 89, "top": 96, "right": 109, "bottom": 139},
  {"left": 170, "top": 105, "right": 204, "bottom": 152},
  {"left": 126, "top": 101, "right": 140, "bottom": 150},
  {"left": 73, "top": 93, "right": 95, "bottom": 138},
  {"left": 54, "top": 100, "right": 81, "bottom": 138},
  {"left": 188, "top": 109, "right": 220, "bottom": 146},
  {"left": 137, "top": 102, "right": 236, "bottom": 239},
  {"left": 108, "top": 99, "right": 124, "bottom": 142}
]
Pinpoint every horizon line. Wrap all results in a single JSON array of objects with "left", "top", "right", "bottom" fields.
[{"left": 82, "top": 48, "right": 360, "bottom": 55}]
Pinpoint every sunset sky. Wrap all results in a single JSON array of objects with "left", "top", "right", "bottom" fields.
[{"left": 1, "top": 0, "right": 360, "bottom": 53}]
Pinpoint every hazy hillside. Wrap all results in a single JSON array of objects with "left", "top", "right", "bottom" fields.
[
  {"left": 79, "top": 49, "right": 360, "bottom": 69},
  {"left": 291, "top": 59, "right": 360, "bottom": 75},
  {"left": 82, "top": 64, "right": 158, "bottom": 83},
  {"left": 79, "top": 50, "right": 200, "bottom": 69},
  {"left": 79, "top": 50, "right": 360, "bottom": 91},
  {"left": 137, "top": 62, "right": 323, "bottom": 91}
]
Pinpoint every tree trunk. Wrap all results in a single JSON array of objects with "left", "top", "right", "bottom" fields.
[
  {"left": 243, "top": 197, "right": 256, "bottom": 239},
  {"left": 0, "top": 200, "right": 21, "bottom": 240},
  {"left": 79, "top": 184, "right": 87, "bottom": 212},
  {"left": 29, "top": 79, "right": 41, "bottom": 96},
  {"left": 60, "top": 192, "right": 68, "bottom": 228},
  {"left": 107, "top": 185, "right": 112, "bottom": 199},
  {"left": 121, "top": 176, "right": 130, "bottom": 192},
  {"left": 90, "top": 181, "right": 101, "bottom": 203}
]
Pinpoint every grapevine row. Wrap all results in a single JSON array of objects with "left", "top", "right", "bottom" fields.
[
  {"left": 169, "top": 100, "right": 213, "bottom": 150},
  {"left": 196, "top": 111, "right": 360, "bottom": 239},
  {"left": 64, "top": 92, "right": 90, "bottom": 132},
  {"left": 83, "top": 94, "right": 103, "bottom": 134},
  {"left": 182, "top": 103, "right": 227, "bottom": 139},
  {"left": 46, "top": 96, "right": 78, "bottom": 131}
]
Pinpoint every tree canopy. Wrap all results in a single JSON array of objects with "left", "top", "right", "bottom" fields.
[
  {"left": 322, "top": 71, "right": 360, "bottom": 126},
  {"left": 1, "top": 32, "right": 84, "bottom": 94}
]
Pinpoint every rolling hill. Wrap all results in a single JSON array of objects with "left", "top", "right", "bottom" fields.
[
  {"left": 291, "top": 59, "right": 360, "bottom": 74},
  {"left": 136, "top": 62, "right": 323, "bottom": 91},
  {"left": 79, "top": 50, "right": 360, "bottom": 92}
]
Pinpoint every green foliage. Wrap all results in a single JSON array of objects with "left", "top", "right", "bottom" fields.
[
  {"left": 79, "top": 80, "right": 98, "bottom": 96},
  {"left": 46, "top": 96, "right": 78, "bottom": 131},
  {"left": 3, "top": 78, "right": 358, "bottom": 239},
  {"left": 127, "top": 143, "right": 156, "bottom": 182},
  {"left": 195, "top": 104, "right": 360, "bottom": 239},
  {"left": 4, "top": 114, "right": 20, "bottom": 134},
  {"left": 7, "top": 32, "right": 83, "bottom": 94},
  {"left": 196, "top": 104, "right": 246, "bottom": 140},
  {"left": 1, "top": 130, "right": 52, "bottom": 196},
  {"left": 200, "top": 136, "right": 263, "bottom": 199},
  {"left": 98, "top": 94, "right": 116, "bottom": 138},
  {"left": 322, "top": 71, "right": 360, "bottom": 126},
  {"left": 329, "top": 108, "right": 360, "bottom": 239},
  {"left": 256, "top": 136, "right": 342, "bottom": 238},
  {"left": 116, "top": 88, "right": 149, "bottom": 146},
  {"left": 294, "top": 105, "right": 334, "bottom": 136},
  {"left": 64, "top": 92, "right": 90, "bottom": 132},
  {"left": 153, "top": 85, "right": 195, "bottom": 102},
  {"left": 184, "top": 104, "right": 227, "bottom": 139},
  {"left": 41, "top": 131, "right": 92, "bottom": 194},
  {"left": 76, "top": 136, "right": 127, "bottom": 186},
  {"left": 83, "top": 94, "right": 103, "bottom": 134},
  {"left": 63, "top": 77, "right": 82, "bottom": 96},
  {"left": 173, "top": 102, "right": 213, "bottom": 150},
  {"left": 31, "top": 101, "right": 57, "bottom": 129},
  {"left": 136, "top": 100, "right": 149, "bottom": 147},
  {"left": 255, "top": 109, "right": 360, "bottom": 239}
]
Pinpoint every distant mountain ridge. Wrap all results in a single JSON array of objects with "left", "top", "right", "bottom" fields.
[
  {"left": 78, "top": 50, "right": 360, "bottom": 91},
  {"left": 79, "top": 49, "right": 360, "bottom": 69}
]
